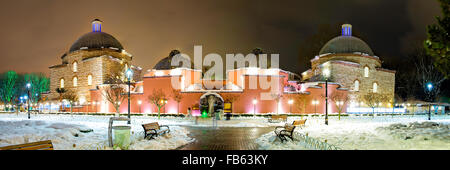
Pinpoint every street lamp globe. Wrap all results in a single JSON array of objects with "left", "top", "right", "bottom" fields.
[
  {"left": 126, "top": 68, "right": 133, "bottom": 80},
  {"left": 323, "top": 68, "right": 330, "bottom": 79},
  {"left": 426, "top": 83, "right": 433, "bottom": 91},
  {"left": 26, "top": 83, "right": 31, "bottom": 89}
]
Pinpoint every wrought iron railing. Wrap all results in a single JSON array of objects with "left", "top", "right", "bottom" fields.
[{"left": 294, "top": 132, "right": 341, "bottom": 150}]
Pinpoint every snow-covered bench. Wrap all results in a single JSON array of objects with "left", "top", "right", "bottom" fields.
[
  {"left": 0, "top": 140, "right": 53, "bottom": 150},
  {"left": 142, "top": 122, "right": 170, "bottom": 140},
  {"left": 268, "top": 115, "right": 288, "bottom": 123},
  {"left": 274, "top": 123, "right": 296, "bottom": 142}
]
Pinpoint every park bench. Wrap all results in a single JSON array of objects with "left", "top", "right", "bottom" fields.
[
  {"left": 274, "top": 123, "right": 296, "bottom": 142},
  {"left": 142, "top": 122, "right": 170, "bottom": 140},
  {"left": 0, "top": 140, "right": 53, "bottom": 150},
  {"left": 268, "top": 114, "right": 288, "bottom": 123},
  {"left": 292, "top": 119, "right": 307, "bottom": 129}
]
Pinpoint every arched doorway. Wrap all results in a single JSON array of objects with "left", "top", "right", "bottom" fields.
[{"left": 199, "top": 92, "right": 224, "bottom": 118}]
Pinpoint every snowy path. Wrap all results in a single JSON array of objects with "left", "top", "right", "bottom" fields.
[{"left": 178, "top": 127, "right": 274, "bottom": 150}]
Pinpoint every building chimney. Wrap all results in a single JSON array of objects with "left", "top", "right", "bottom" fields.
[
  {"left": 92, "top": 19, "right": 102, "bottom": 32},
  {"left": 341, "top": 24, "right": 352, "bottom": 36}
]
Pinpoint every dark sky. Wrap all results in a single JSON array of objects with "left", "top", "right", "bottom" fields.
[{"left": 0, "top": 0, "right": 441, "bottom": 75}]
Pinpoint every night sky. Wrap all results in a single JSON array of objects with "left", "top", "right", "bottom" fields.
[{"left": 0, "top": 0, "right": 441, "bottom": 75}]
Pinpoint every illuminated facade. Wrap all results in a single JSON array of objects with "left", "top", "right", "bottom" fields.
[{"left": 302, "top": 24, "right": 396, "bottom": 113}]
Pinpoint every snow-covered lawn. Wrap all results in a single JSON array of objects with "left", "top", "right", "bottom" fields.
[
  {"left": 257, "top": 115, "right": 450, "bottom": 150},
  {"left": 0, "top": 113, "right": 194, "bottom": 150}
]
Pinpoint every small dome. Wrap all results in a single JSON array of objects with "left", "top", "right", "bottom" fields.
[
  {"left": 153, "top": 50, "right": 193, "bottom": 70},
  {"left": 319, "top": 36, "right": 374, "bottom": 56},
  {"left": 69, "top": 32, "right": 124, "bottom": 53}
]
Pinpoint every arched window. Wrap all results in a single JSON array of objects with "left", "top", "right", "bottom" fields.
[
  {"left": 364, "top": 66, "right": 369, "bottom": 77},
  {"left": 73, "top": 77, "right": 78, "bottom": 87},
  {"left": 73, "top": 62, "right": 78, "bottom": 72},
  {"left": 87, "top": 75, "right": 93, "bottom": 86},
  {"left": 60, "top": 78, "right": 65, "bottom": 88},
  {"left": 354, "top": 80, "right": 359, "bottom": 91},
  {"left": 373, "top": 82, "right": 378, "bottom": 93}
]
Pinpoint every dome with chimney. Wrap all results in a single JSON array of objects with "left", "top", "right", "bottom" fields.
[
  {"left": 153, "top": 50, "right": 193, "bottom": 70},
  {"left": 319, "top": 24, "right": 374, "bottom": 56},
  {"left": 69, "top": 19, "right": 124, "bottom": 53}
]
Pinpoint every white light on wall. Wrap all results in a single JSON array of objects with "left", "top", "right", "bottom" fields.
[
  {"left": 170, "top": 69, "right": 182, "bottom": 76},
  {"left": 155, "top": 71, "right": 164, "bottom": 77},
  {"left": 288, "top": 99, "right": 293, "bottom": 105}
]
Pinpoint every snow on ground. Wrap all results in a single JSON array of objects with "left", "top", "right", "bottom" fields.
[
  {"left": 256, "top": 114, "right": 450, "bottom": 150},
  {"left": 0, "top": 113, "right": 194, "bottom": 150}
]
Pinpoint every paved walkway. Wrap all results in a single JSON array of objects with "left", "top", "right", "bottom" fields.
[{"left": 177, "top": 126, "right": 274, "bottom": 150}]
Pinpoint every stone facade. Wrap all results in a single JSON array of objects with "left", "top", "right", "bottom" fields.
[
  {"left": 49, "top": 49, "right": 141, "bottom": 103},
  {"left": 303, "top": 53, "right": 396, "bottom": 106}
]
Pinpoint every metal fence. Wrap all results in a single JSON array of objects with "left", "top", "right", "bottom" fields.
[{"left": 294, "top": 132, "right": 341, "bottom": 150}]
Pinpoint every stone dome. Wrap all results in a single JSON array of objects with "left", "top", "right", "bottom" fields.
[
  {"left": 69, "top": 32, "right": 124, "bottom": 53},
  {"left": 153, "top": 50, "right": 193, "bottom": 70},
  {"left": 319, "top": 35, "right": 374, "bottom": 56}
]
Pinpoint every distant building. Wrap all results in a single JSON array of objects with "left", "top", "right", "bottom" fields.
[
  {"left": 46, "top": 21, "right": 395, "bottom": 115},
  {"left": 48, "top": 19, "right": 142, "bottom": 104},
  {"left": 302, "top": 24, "right": 396, "bottom": 112}
]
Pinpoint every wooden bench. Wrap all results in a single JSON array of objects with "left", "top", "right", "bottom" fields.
[
  {"left": 274, "top": 124, "right": 296, "bottom": 142},
  {"left": 142, "top": 122, "right": 170, "bottom": 140},
  {"left": 292, "top": 119, "right": 307, "bottom": 129},
  {"left": 268, "top": 114, "right": 288, "bottom": 123},
  {"left": 0, "top": 140, "right": 53, "bottom": 150}
]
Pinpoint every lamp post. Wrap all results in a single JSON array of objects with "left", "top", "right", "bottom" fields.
[
  {"left": 126, "top": 68, "right": 133, "bottom": 124},
  {"left": 323, "top": 68, "right": 330, "bottom": 125},
  {"left": 252, "top": 98, "right": 257, "bottom": 117},
  {"left": 26, "top": 83, "right": 31, "bottom": 119},
  {"left": 426, "top": 82, "right": 433, "bottom": 120},
  {"left": 288, "top": 99, "right": 293, "bottom": 113}
]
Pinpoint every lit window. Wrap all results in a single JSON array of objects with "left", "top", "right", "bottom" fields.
[
  {"left": 373, "top": 82, "right": 378, "bottom": 93},
  {"left": 87, "top": 75, "right": 92, "bottom": 86},
  {"left": 364, "top": 66, "right": 369, "bottom": 77},
  {"left": 354, "top": 80, "right": 359, "bottom": 91},
  {"left": 73, "top": 77, "right": 78, "bottom": 87},
  {"left": 73, "top": 62, "right": 78, "bottom": 72},
  {"left": 60, "top": 79, "right": 64, "bottom": 88}
]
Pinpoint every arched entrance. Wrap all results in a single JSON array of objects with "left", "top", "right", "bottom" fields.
[{"left": 199, "top": 92, "right": 224, "bottom": 118}]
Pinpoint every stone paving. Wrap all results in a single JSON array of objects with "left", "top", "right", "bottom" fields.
[{"left": 177, "top": 126, "right": 274, "bottom": 150}]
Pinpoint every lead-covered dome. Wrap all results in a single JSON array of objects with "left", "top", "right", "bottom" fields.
[
  {"left": 68, "top": 19, "right": 124, "bottom": 53},
  {"left": 319, "top": 24, "right": 374, "bottom": 56},
  {"left": 153, "top": 50, "right": 193, "bottom": 70},
  {"left": 69, "top": 32, "right": 124, "bottom": 53}
]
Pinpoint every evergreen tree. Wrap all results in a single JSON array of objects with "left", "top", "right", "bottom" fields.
[{"left": 424, "top": 0, "right": 450, "bottom": 78}]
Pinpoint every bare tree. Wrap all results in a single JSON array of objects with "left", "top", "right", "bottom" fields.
[
  {"left": 62, "top": 90, "right": 78, "bottom": 113},
  {"left": 361, "top": 92, "right": 389, "bottom": 116},
  {"left": 171, "top": 89, "right": 183, "bottom": 114},
  {"left": 414, "top": 50, "right": 446, "bottom": 102},
  {"left": 100, "top": 84, "right": 127, "bottom": 115},
  {"left": 148, "top": 89, "right": 167, "bottom": 119},
  {"left": 330, "top": 91, "right": 350, "bottom": 120},
  {"left": 101, "top": 63, "right": 128, "bottom": 116},
  {"left": 56, "top": 88, "right": 67, "bottom": 102},
  {"left": 271, "top": 92, "right": 283, "bottom": 114},
  {"left": 293, "top": 93, "right": 308, "bottom": 118}
]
